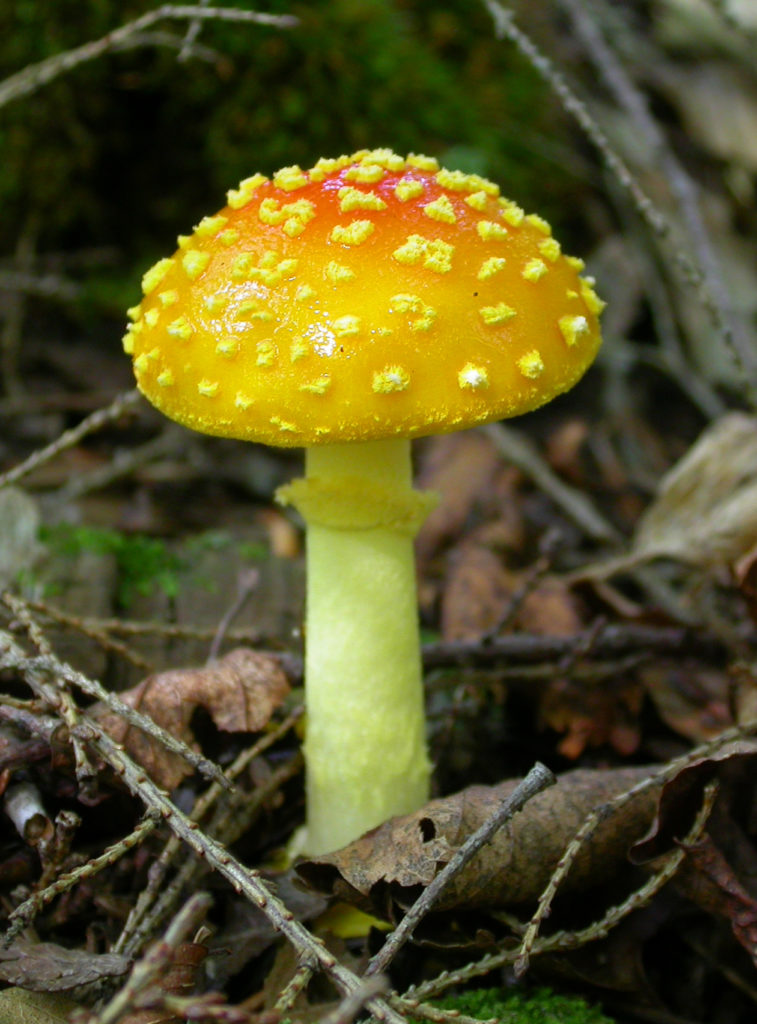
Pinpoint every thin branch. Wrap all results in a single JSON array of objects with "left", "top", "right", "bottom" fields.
[
  {"left": 482, "top": 0, "right": 757, "bottom": 405},
  {"left": 2, "top": 813, "right": 160, "bottom": 946},
  {"left": 0, "top": 628, "right": 403, "bottom": 1023},
  {"left": 0, "top": 6, "right": 298, "bottom": 111},
  {"left": 0, "top": 389, "right": 141, "bottom": 490},
  {"left": 365, "top": 762, "right": 556, "bottom": 977}
]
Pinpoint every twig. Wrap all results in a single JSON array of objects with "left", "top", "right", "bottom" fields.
[
  {"left": 0, "top": 6, "right": 298, "bottom": 110},
  {"left": 1, "top": 596, "right": 229, "bottom": 789},
  {"left": 273, "top": 961, "right": 315, "bottom": 1014},
  {"left": 365, "top": 762, "right": 556, "bottom": 977},
  {"left": 3, "top": 813, "right": 159, "bottom": 946},
  {"left": 514, "top": 729, "right": 752, "bottom": 971},
  {"left": 422, "top": 622, "right": 723, "bottom": 672},
  {"left": 0, "top": 269, "right": 82, "bottom": 301},
  {"left": 177, "top": 0, "right": 213, "bottom": 60},
  {"left": 560, "top": 0, "right": 744, "bottom": 371},
  {"left": 48, "top": 424, "right": 187, "bottom": 505},
  {"left": 403, "top": 773, "right": 721, "bottom": 1001},
  {"left": 25, "top": 598, "right": 156, "bottom": 674},
  {"left": 207, "top": 568, "right": 260, "bottom": 664},
  {"left": 482, "top": 423, "right": 621, "bottom": 544},
  {"left": 319, "top": 977, "right": 389, "bottom": 1024},
  {"left": 0, "top": 389, "right": 141, "bottom": 490},
  {"left": 115, "top": 752, "right": 302, "bottom": 959},
  {"left": 0, "top": 628, "right": 405, "bottom": 1023},
  {"left": 94, "top": 892, "right": 212, "bottom": 1024},
  {"left": 481, "top": 0, "right": 756, "bottom": 405}
]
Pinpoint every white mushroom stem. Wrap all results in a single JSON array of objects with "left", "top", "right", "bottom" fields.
[{"left": 278, "top": 437, "right": 436, "bottom": 855}]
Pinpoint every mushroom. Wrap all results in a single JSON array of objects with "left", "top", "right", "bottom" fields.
[{"left": 123, "top": 148, "right": 603, "bottom": 855}]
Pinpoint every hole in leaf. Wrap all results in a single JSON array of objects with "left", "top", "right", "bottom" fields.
[{"left": 419, "top": 817, "right": 436, "bottom": 842}]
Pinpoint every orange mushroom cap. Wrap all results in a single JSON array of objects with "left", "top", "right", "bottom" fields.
[{"left": 124, "top": 149, "right": 603, "bottom": 447}]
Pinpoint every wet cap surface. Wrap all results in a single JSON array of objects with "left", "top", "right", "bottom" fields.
[{"left": 125, "top": 149, "right": 604, "bottom": 447}]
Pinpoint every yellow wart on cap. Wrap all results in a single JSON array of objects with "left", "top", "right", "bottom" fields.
[
  {"left": 559, "top": 314, "right": 590, "bottom": 347},
  {"left": 394, "top": 178, "right": 425, "bottom": 202},
  {"left": 333, "top": 315, "right": 361, "bottom": 337},
  {"left": 522, "top": 258, "right": 548, "bottom": 282},
  {"left": 345, "top": 163, "right": 385, "bottom": 184},
  {"left": 324, "top": 261, "right": 355, "bottom": 284},
  {"left": 423, "top": 195, "right": 457, "bottom": 224},
  {"left": 256, "top": 340, "right": 277, "bottom": 366},
  {"left": 182, "top": 250, "right": 211, "bottom": 280},
  {"left": 226, "top": 174, "right": 267, "bottom": 210},
  {"left": 216, "top": 339, "right": 239, "bottom": 358},
  {"left": 498, "top": 201, "right": 525, "bottom": 228},
  {"left": 167, "top": 316, "right": 193, "bottom": 341},
  {"left": 157, "top": 369, "right": 174, "bottom": 387},
  {"left": 538, "top": 237, "right": 561, "bottom": 262},
  {"left": 158, "top": 290, "right": 178, "bottom": 307},
  {"left": 300, "top": 376, "right": 331, "bottom": 395},
  {"left": 389, "top": 293, "right": 436, "bottom": 331},
  {"left": 480, "top": 302, "right": 516, "bottom": 325},
  {"left": 477, "top": 220, "right": 508, "bottom": 242},
  {"left": 580, "top": 278, "right": 606, "bottom": 315},
  {"left": 458, "top": 363, "right": 489, "bottom": 390},
  {"left": 331, "top": 220, "right": 375, "bottom": 246},
  {"left": 372, "top": 366, "right": 410, "bottom": 393},
  {"left": 407, "top": 154, "right": 439, "bottom": 172},
  {"left": 144, "top": 308, "right": 159, "bottom": 328},
  {"left": 338, "top": 187, "right": 386, "bottom": 212},
  {"left": 273, "top": 165, "right": 309, "bottom": 191},
  {"left": 142, "top": 258, "right": 174, "bottom": 295},
  {"left": 204, "top": 292, "right": 227, "bottom": 313},
  {"left": 465, "top": 191, "right": 488, "bottom": 212},
  {"left": 290, "top": 337, "right": 309, "bottom": 362},
  {"left": 517, "top": 350, "right": 545, "bottom": 378},
  {"left": 477, "top": 256, "right": 507, "bottom": 280},
  {"left": 198, "top": 379, "right": 219, "bottom": 397},
  {"left": 194, "top": 214, "right": 228, "bottom": 238},
  {"left": 526, "top": 213, "right": 552, "bottom": 235}
]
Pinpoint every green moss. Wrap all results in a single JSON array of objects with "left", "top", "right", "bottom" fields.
[
  {"left": 41, "top": 525, "right": 183, "bottom": 606},
  {"left": 434, "top": 987, "right": 616, "bottom": 1024}
]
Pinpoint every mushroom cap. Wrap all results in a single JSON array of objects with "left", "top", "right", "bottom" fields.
[{"left": 124, "top": 149, "right": 603, "bottom": 447}]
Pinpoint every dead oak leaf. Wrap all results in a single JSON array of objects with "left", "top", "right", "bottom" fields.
[
  {"left": 298, "top": 766, "right": 660, "bottom": 920},
  {"left": 90, "top": 648, "right": 289, "bottom": 789},
  {"left": 0, "top": 941, "right": 128, "bottom": 991}
]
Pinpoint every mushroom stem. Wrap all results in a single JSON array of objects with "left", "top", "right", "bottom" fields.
[{"left": 283, "top": 438, "right": 433, "bottom": 854}]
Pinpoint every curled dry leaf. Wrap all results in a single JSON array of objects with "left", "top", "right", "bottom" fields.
[
  {"left": 90, "top": 648, "right": 290, "bottom": 789},
  {"left": 0, "top": 941, "right": 128, "bottom": 992},
  {"left": 578, "top": 413, "right": 757, "bottom": 579},
  {"left": 297, "top": 766, "right": 660, "bottom": 918}
]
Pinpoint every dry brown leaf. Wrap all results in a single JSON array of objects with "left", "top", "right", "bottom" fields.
[
  {"left": 539, "top": 676, "right": 644, "bottom": 759},
  {"left": 640, "top": 661, "right": 733, "bottom": 742},
  {"left": 440, "top": 543, "right": 512, "bottom": 641},
  {"left": 578, "top": 414, "right": 757, "bottom": 579},
  {"left": 0, "top": 941, "right": 128, "bottom": 991},
  {"left": 297, "top": 765, "right": 659, "bottom": 918},
  {"left": 90, "top": 648, "right": 289, "bottom": 789},
  {"left": 415, "top": 432, "right": 522, "bottom": 565},
  {"left": 442, "top": 543, "right": 584, "bottom": 643},
  {"left": 677, "top": 835, "right": 757, "bottom": 966}
]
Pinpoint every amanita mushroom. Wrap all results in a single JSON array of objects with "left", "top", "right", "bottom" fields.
[{"left": 123, "top": 148, "right": 603, "bottom": 855}]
